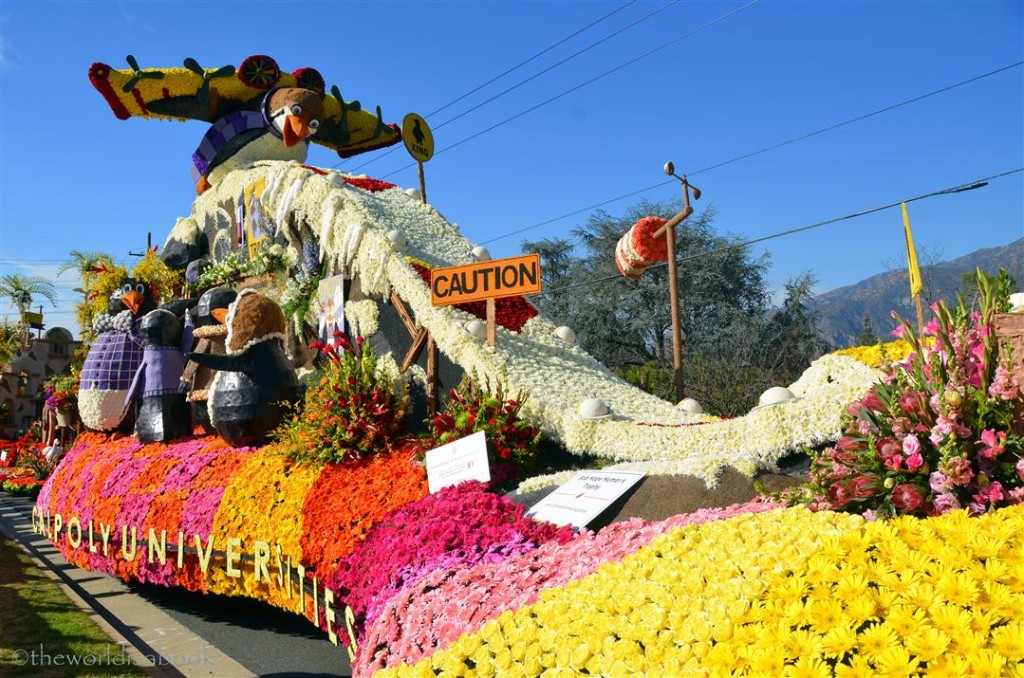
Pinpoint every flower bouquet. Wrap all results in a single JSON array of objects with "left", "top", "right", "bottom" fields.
[
  {"left": 44, "top": 371, "right": 79, "bottom": 425},
  {"left": 428, "top": 377, "right": 542, "bottom": 487},
  {"left": 799, "top": 270, "right": 1023, "bottom": 518},
  {"left": 275, "top": 331, "right": 409, "bottom": 464}
]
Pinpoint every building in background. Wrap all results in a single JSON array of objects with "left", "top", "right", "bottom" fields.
[{"left": 0, "top": 327, "right": 80, "bottom": 438}]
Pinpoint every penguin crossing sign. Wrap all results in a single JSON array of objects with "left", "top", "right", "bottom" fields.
[{"left": 402, "top": 113, "right": 433, "bottom": 162}]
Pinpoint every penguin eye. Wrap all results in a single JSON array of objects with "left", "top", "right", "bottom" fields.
[
  {"left": 121, "top": 283, "right": 132, "bottom": 294},
  {"left": 135, "top": 283, "right": 146, "bottom": 294},
  {"left": 308, "top": 119, "right": 320, "bottom": 133},
  {"left": 290, "top": 104, "right": 302, "bottom": 116}
]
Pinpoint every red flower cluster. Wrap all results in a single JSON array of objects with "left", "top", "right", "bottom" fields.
[
  {"left": 409, "top": 262, "right": 538, "bottom": 332},
  {"left": 428, "top": 379, "right": 542, "bottom": 486},
  {"left": 277, "top": 332, "right": 408, "bottom": 464}
]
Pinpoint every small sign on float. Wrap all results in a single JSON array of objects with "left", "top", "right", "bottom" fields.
[
  {"left": 526, "top": 470, "right": 644, "bottom": 528},
  {"left": 425, "top": 431, "right": 491, "bottom": 493},
  {"left": 430, "top": 253, "right": 542, "bottom": 306}
]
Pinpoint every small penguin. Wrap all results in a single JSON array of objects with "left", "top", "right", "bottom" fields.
[
  {"left": 126, "top": 309, "right": 191, "bottom": 443},
  {"left": 185, "top": 290, "right": 301, "bottom": 447},
  {"left": 78, "top": 279, "right": 157, "bottom": 432},
  {"left": 180, "top": 287, "right": 236, "bottom": 435}
]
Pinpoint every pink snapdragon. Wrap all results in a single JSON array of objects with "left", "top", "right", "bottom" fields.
[
  {"left": 929, "top": 471, "right": 952, "bottom": 492},
  {"left": 989, "top": 364, "right": 1020, "bottom": 400},
  {"left": 978, "top": 429, "right": 1007, "bottom": 459}
]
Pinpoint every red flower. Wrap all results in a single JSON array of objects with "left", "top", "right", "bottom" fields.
[
  {"left": 848, "top": 475, "right": 881, "bottom": 499},
  {"left": 827, "top": 483, "right": 849, "bottom": 507},
  {"left": 891, "top": 483, "right": 925, "bottom": 512}
]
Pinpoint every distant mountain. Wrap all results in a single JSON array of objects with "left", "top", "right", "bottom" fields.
[{"left": 812, "top": 238, "right": 1024, "bottom": 348}]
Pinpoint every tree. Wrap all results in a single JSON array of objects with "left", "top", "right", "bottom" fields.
[
  {"left": 0, "top": 274, "right": 58, "bottom": 348},
  {"left": 525, "top": 200, "right": 771, "bottom": 370},
  {"left": 56, "top": 249, "right": 116, "bottom": 342},
  {"left": 756, "top": 273, "right": 831, "bottom": 383},
  {"left": 858, "top": 315, "right": 878, "bottom": 346}
]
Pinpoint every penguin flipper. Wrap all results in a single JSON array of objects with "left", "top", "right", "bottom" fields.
[{"left": 186, "top": 352, "right": 252, "bottom": 374}]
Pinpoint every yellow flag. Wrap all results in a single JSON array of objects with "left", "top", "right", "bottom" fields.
[{"left": 901, "top": 202, "right": 923, "bottom": 298}]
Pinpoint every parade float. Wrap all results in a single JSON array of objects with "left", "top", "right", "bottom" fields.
[{"left": 33, "top": 55, "right": 1024, "bottom": 676}]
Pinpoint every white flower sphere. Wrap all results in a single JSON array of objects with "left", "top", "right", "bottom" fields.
[
  {"left": 577, "top": 398, "right": 610, "bottom": 419},
  {"left": 553, "top": 326, "right": 577, "bottom": 345},
  {"left": 386, "top": 229, "right": 408, "bottom": 252},
  {"left": 759, "top": 386, "right": 797, "bottom": 407},
  {"left": 1010, "top": 292, "right": 1024, "bottom": 311},
  {"left": 677, "top": 398, "right": 704, "bottom": 414},
  {"left": 465, "top": 319, "right": 488, "bottom": 340},
  {"left": 470, "top": 246, "right": 491, "bottom": 262},
  {"left": 405, "top": 188, "right": 421, "bottom": 200}
]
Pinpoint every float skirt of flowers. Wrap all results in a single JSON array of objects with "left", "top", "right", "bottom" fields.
[{"left": 377, "top": 505, "right": 1024, "bottom": 677}]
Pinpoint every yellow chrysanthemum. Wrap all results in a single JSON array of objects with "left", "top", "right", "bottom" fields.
[
  {"left": 991, "top": 622, "right": 1024, "bottom": 662},
  {"left": 872, "top": 645, "right": 920, "bottom": 677},
  {"left": 820, "top": 623, "right": 858, "bottom": 659},
  {"left": 748, "top": 645, "right": 788, "bottom": 674},
  {"left": 903, "top": 626, "right": 950, "bottom": 663},
  {"left": 833, "top": 571, "right": 871, "bottom": 602},
  {"left": 928, "top": 603, "right": 972, "bottom": 638},
  {"left": 834, "top": 654, "right": 875, "bottom": 678},
  {"left": 858, "top": 622, "right": 900, "bottom": 660},
  {"left": 807, "top": 598, "right": 846, "bottom": 634},
  {"left": 783, "top": 655, "right": 832, "bottom": 678},
  {"left": 927, "top": 654, "right": 971, "bottom": 678},
  {"left": 845, "top": 595, "right": 877, "bottom": 626},
  {"left": 884, "top": 604, "right": 929, "bottom": 639},
  {"left": 966, "top": 648, "right": 1007, "bottom": 675},
  {"left": 935, "top": 570, "right": 980, "bottom": 606},
  {"left": 781, "top": 628, "right": 822, "bottom": 661}
]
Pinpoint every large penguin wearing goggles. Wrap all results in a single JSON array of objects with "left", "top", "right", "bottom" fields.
[{"left": 79, "top": 279, "right": 161, "bottom": 432}]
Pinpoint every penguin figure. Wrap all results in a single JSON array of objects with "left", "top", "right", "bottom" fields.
[
  {"left": 126, "top": 309, "right": 190, "bottom": 443},
  {"left": 193, "top": 87, "right": 324, "bottom": 194},
  {"left": 78, "top": 279, "right": 157, "bottom": 431},
  {"left": 186, "top": 289, "right": 301, "bottom": 447},
  {"left": 180, "top": 287, "right": 236, "bottom": 435}
]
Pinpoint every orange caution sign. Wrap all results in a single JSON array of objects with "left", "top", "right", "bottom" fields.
[{"left": 430, "top": 254, "right": 542, "bottom": 306}]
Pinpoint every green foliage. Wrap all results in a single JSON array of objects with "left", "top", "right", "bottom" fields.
[
  {"left": 194, "top": 244, "right": 290, "bottom": 291},
  {"left": 524, "top": 202, "right": 830, "bottom": 407},
  {"left": 276, "top": 332, "right": 408, "bottom": 464},
  {"left": 427, "top": 376, "right": 542, "bottom": 485},
  {"left": 857, "top": 315, "right": 878, "bottom": 347}
]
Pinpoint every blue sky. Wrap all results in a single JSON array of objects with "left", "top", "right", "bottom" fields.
[{"left": 1, "top": 1, "right": 1021, "bottom": 337}]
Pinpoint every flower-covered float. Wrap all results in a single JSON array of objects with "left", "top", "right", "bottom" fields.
[{"left": 33, "top": 55, "right": 1024, "bottom": 676}]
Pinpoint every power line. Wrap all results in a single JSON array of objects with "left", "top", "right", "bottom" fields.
[
  {"left": 480, "top": 60, "right": 1024, "bottom": 246},
  {"left": 377, "top": 0, "right": 761, "bottom": 180},
  {"left": 352, "top": 0, "right": 679, "bottom": 174},
  {"left": 534, "top": 168, "right": 1023, "bottom": 297},
  {"left": 343, "top": 0, "right": 641, "bottom": 172}
]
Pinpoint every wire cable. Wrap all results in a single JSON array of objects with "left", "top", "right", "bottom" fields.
[
  {"left": 534, "top": 168, "right": 1023, "bottom": 297},
  {"left": 377, "top": 0, "right": 761, "bottom": 179},
  {"left": 342, "top": 0, "right": 641, "bottom": 172},
  {"left": 480, "top": 60, "right": 1024, "bottom": 246}
]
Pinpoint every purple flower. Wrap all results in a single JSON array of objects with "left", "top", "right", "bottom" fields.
[
  {"left": 929, "top": 471, "right": 952, "bottom": 492},
  {"left": 933, "top": 492, "right": 961, "bottom": 514}
]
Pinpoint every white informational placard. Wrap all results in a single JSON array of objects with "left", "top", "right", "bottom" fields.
[
  {"left": 317, "top": 275, "right": 346, "bottom": 342},
  {"left": 527, "top": 470, "right": 644, "bottom": 528},
  {"left": 0, "top": 450, "right": 6, "bottom": 462},
  {"left": 425, "top": 431, "right": 491, "bottom": 493}
]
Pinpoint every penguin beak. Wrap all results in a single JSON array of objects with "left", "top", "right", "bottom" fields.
[
  {"left": 283, "top": 115, "right": 310, "bottom": 148},
  {"left": 121, "top": 291, "right": 144, "bottom": 315},
  {"left": 211, "top": 308, "right": 229, "bottom": 325}
]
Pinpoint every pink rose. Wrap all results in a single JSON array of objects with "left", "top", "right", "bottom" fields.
[
  {"left": 903, "top": 434, "right": 921, "bottom": 456},
  {"left": 906, "top": 452, "right": 924, "bottom": 472},
  {"left": 1017, "top": 458, "right": 1024, "bottom": 482},
  {"left": 933, "top": 492, "right": 961, "bottom": 514},
  {"left": 929, "top": 471, "right": 952, "bottom": 492},
  {"left": 884, "top": 454, "right": 904, "bottom": 472}
]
